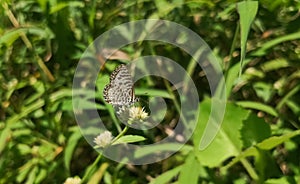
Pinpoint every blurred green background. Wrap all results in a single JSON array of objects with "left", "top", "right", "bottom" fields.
[{"left": 1, "top": 0, "right": 300, "bottom": 183}]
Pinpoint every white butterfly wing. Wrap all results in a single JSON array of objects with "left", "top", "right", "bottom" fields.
[{"left": 103, "top": 64, "right": 138, "bottom": 106}]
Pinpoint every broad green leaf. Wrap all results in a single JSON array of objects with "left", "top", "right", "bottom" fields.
[
  {"left": 112, "top": 135, "right": 146, "bottom": 145},
  {"left": 237, "top": 1, "right": 258, "bottom": 75},
  {"left": 257, "top": 130, "right": 300, "bottom": 150},
  {"left": 134, "top": 144, "right": 193, "bottom": 158},
  {"left": 150, "top": 166, "right": 182, "bottom": 184},
  {"left": 193, "top": 99, "right": 249, "bottom": 167},
  {"left": 223, "top": 129, "right": 300, "bottom": 170},
  {"left": 241, "top": 114, "right": 271, "bottom": 148},
  {"left": 178, "top": 152, "right": 200, "bottom": 184}
]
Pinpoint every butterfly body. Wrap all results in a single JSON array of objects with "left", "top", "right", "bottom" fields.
[{"left": 103, "top": 64, "right": 138, "bottom": 106}]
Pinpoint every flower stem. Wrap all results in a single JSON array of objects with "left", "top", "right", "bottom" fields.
[
  {"left": 81, "top": 126, "right": 128, "bottom": 182},
  {"left": 111, "top": 126, "right": 129, "bottom": 144},
  {"left": 81, "top": 153, "right": 102, "bottom": 183}
]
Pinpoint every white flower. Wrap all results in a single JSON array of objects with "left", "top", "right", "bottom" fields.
[
  {"left": 93, "top": 131, "right": 113, "bottom": 148},
  {"left": 129, "top": 106, "right": 149, "bottom": 120},
  {"left": 116, "top": 106, "right": 149, "bottom": 124},
  {"left": 64, "top": 177, "right": 81, "bottom": 184}
]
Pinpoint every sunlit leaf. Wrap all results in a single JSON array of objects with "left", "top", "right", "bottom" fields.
[
  {"left": 150, "top": 166, "right": 182, "bottom": 184},
  {"left": 112, "top": 135, "right": 146, "bottom": 145},
  {"left": 237, "top": 1, "right": 258, "bottom": 75},
  {"left": 193, "top": 99, "right": 249, "bottom": 167},
  {"left": 223, "top": 129, "right": 300, "bottom": 170},
  {"left": 178, "top": 152, "right": 200, "bottom": 184}
]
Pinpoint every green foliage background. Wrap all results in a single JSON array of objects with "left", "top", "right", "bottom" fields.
[{"left": 1, "top": 0, "right": 300, "bottom": 183}]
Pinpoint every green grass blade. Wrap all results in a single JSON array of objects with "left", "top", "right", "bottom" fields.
[{"left": 237, "top": 1, "right": 258, "bottom": 75}]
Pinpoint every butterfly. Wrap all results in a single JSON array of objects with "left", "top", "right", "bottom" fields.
[{"left": 103, "top": 64, "right": 138, "bottom": 106}]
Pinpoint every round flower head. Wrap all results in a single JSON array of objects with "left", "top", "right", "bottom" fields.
[
  {"left": 93, "top": 131, "right": 113, "bottom": 148},
  {"left": 129, "top": 106, "right": 149, "bottom": 121},
  {"left": 116, "top": 106, "right": 148, "bottom": 124}
]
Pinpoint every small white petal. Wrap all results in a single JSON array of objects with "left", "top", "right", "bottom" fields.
[
  {"left": 93, "top": 131, "right": 113, "bottom": 148},
  {"left": 129, "top": 106, "right": 149, "bottom": 122}
]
